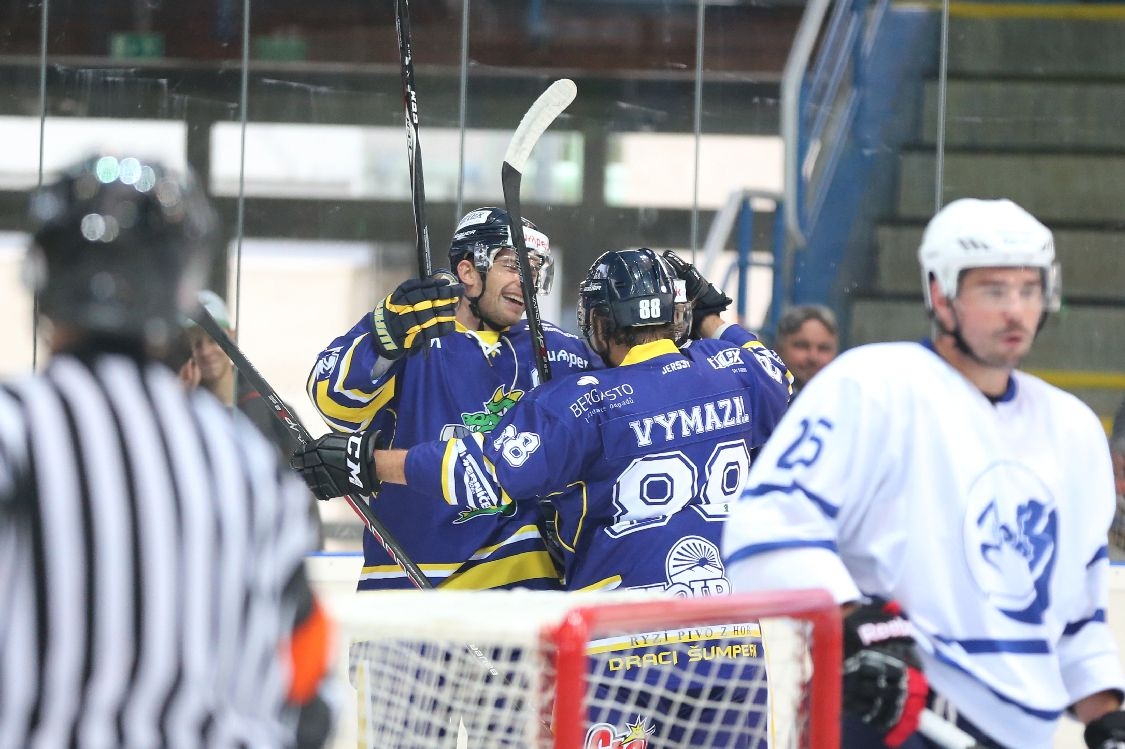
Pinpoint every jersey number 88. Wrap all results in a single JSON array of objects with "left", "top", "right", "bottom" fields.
[{"left": 607, "top": 440, "right": 751, "bottom": 538}]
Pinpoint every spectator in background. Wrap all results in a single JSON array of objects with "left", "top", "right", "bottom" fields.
[
  {"left": 180, "top": 290, "right": 257, "bottom": 416},
  {"left": 1112, "top": 398, "right": 1125, "bottom": 498},
  {"left": 181, "top": 289, "right": 324, "bottom": 547},
  {"left": 773, "top": 304, "right": 839, "bottom": 394},
  {"left": 1109, "top": 398, "right": 1125, "bottom": 557}
]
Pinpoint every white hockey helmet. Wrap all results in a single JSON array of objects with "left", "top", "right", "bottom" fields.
[{"left": 918, "top": 198, "right": 1060, "bottom": 312}]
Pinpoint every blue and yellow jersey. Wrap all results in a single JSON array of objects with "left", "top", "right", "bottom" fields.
[
  {"left": 306, "top": 311, "right": 602, "bottom": 590},
  {"left": 402, "top": 328, "right": 791, "bottom": 745},
  {"left": 404, "top": 327, "right": 792, "bottom": 593}
]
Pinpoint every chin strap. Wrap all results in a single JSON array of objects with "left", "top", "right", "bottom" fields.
[
  {"left": 933, "top": 306, "right": 1048, "bottom": 371},
  {"left": 463, "top": 271, "right": 510, "bottom": 333},
  {"left": 931, "top": 303, "right": 995, "bottom": 367}
]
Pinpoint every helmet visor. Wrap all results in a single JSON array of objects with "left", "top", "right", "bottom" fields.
[{"left": 486, "top": 247, "right": 555, "bottom": 295}]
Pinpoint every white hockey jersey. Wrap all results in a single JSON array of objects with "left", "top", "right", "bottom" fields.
[{"left": 722, "top": 340, "right": 1124, "bottom": 747}]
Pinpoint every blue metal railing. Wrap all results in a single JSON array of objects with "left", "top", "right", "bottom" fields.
[
  {"left": 779, "top": 0, "right": 891, "bottom": 282},
  {"left": 697, "top": 188, "right": 785, "bottom": 337},
  {"left": 700, "top": 0, "right": 892, "bottom": 338}
]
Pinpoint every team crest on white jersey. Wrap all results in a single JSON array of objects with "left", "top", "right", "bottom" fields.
[{"left": 963, "top": 462, "right": 1057, "bottom": 624}]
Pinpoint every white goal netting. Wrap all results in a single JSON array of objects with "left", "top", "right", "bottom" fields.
[{"left": 329, "top": 589, "right": 839, "bottom": 749}]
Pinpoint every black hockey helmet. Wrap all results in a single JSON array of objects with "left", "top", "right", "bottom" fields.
[
  {"left": 448, "top": 206, "right": 554, "bottom": 294},
  {"left": 25, "top": 155, "right": 217, "bottom": 347},
  {"left": 577, "top": 248, "right": 691, "bottom": 349}
]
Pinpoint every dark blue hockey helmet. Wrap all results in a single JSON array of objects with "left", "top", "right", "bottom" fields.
[
  {"left": 25, "top": 155, "right": 216, "bottom": 348},
  {"left": 577, "top": 248, "right": 691, "bottom": 349},
  {"left": 448, "top": 206, "right": 554, "bottom": 294}
]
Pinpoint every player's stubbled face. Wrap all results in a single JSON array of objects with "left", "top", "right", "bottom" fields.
[
  {"left": 953, "top": 266, "right": 1044, "bottom": 369},
  {"left": 478, "top": 249, "right": 532, "bottom": 328}
]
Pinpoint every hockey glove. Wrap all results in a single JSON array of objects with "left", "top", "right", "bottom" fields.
[
  {"left": 843, "top": 597, "right": 929, "bottom": 748},
  {"left": 661, "top": 249, "right": 733, "bottom": 338},
  {"left": 1085, "top": 710, "right": 1125, "bottom": 748},
  {"left": 290, "top": 429, "right": 382, "bottom": 500},
  {"left": 371, "top": 273, "right": 462, "bottom": 360}
]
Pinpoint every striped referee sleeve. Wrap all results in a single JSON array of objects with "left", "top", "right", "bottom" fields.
[{"left": 0, "top": 352, "right": 320, "bottom": 749}]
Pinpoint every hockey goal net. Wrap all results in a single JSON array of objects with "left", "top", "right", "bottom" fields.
[{"left": 330, "top": 589, "right": 840, "bottom": 749}]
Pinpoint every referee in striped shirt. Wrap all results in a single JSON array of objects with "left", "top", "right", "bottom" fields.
[{"left": 0, "top": 155, "right": 334, "bottom": 748}]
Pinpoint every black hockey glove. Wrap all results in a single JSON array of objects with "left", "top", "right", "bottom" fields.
[
  {"left": 290, "top": 429, "right": 382, "bottom": 500},
  {"left": 661, "top": 249, "right": 733, "bottom": 338},
  {"left": 371, "top": 273, "right": 462, "bottom": 360},
  {"left": 1085, "top": 710, "right": 1125, "bottom": 748},
  {"left": 843, "top": 597, "right": 929, "bottom": 748}
]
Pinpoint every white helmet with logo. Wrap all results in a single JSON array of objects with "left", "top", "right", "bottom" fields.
[{"left": 918, "top": 198, "right": 1060, "bottom": 312}]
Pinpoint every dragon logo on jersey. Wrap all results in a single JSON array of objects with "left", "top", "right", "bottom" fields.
[
  {"left": 440, "top": 386, "right": 524, "bottom": 440},
  {"left": 963, "top": 462, "right": 1057, "bottom": 624},
  {"left": 584, "top": 717, "right": 654, "bottom": 749}
]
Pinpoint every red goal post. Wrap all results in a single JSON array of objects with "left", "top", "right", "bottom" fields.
[{"left": 331, "top": 588, "right": 841, "bottom": 748}]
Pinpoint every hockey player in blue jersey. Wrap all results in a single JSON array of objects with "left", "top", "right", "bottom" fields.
[
  {"left": 304, "top": 206, "right": 601, "bottom": 591},
  {"left": 295, "top": 248, "right": 794, "bottom": 746},
  {"left": 723, "top": 198, "right": 1125, "bottom": 749}
]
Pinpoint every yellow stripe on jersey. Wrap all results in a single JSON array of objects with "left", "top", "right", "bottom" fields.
[
  {"left": 466, "top": 523, "right": 543, "bottom": 560},
  {"left": 478, "top": 443, "right": 516, "bottom": 510},
  {"left": 619, "top": 338, "right": 679, "bottom": 366},
  {"left": 440, "top": 440, "right": 457, "bottom": 505},
  {"left": 311, "top": 375, "right": 395, "bottom": 430},
  {"left": 442, "top": 550, "right": 560, "bottom": 589},
  {"left": 359, "top": 562, "right": 459, "bottom": 583},
  {"left": 573, "top": 575, "right": 623, "bottom": 592},
  {"left": 336, "top": 333, "right": 380, "bottom": 400},
  {"left": 545, "top": 481, "right": 588, "bottom": 553}
]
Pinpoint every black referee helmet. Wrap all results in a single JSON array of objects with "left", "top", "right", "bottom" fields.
[{"left": 25, "top": 155, "right": 217, "bottom": 348}]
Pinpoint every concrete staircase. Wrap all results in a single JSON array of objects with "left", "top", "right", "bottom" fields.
[{"left": 851, "top": 8, "right": 1125, "bottom": 424}]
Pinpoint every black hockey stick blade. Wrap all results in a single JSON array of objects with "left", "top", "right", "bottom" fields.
[
  {"left": 501, "top": 78, "right": 578, "bottom": 386},
  {"left": 189, "top": 303, "right": 434, "bottom": 592},
  {"left": 394, "top": 0, "right": 432, "bottom": 277}
]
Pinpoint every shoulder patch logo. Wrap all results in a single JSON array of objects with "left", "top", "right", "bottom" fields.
[
  {"left": 577, "top": 375, "right": 600, "bottom": 386},
  {"left": 314, "top": 348, "right": 340, "bottom": 379}
]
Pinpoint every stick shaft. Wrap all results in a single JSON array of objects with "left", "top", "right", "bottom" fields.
[
  {"left": 501, "top": 162, "right": 551, "bottom": 385},
  {"left": 394, "top": 0, "right": 432, "bottom": 277},
  {"left": 191, "top": 305, "right": 434, "bottom": 590},
  {"left": 500, "top": 79, "right": 578, "bottom": 385},
  {"left": 918, "top": 708, "right": 984, "bottom": 749}
]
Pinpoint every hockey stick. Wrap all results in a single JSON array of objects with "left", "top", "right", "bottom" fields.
[
  {"left": 394, "top": 0, "right": 432, "bottom": 277},
  {"left": 190, "top": 306, "right": 503, "bottom": 676},
  {"left": 190, "top": 305, "right": 433, "bottom": 591},
  {"left": 918, "top": 708, "right": 987, "bottom": 749},
  {"left": 501, "top": 78, "right": 578, "bottom": 386}
]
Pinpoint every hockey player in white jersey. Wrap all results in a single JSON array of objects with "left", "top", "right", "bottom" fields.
[{"left": 722, "top": 198, "right": 1125, "bottom": 748}]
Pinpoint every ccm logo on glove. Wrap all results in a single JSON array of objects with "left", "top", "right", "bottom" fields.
[{"left": 346, "top": 434, "right": 365, "bottom": 489}]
